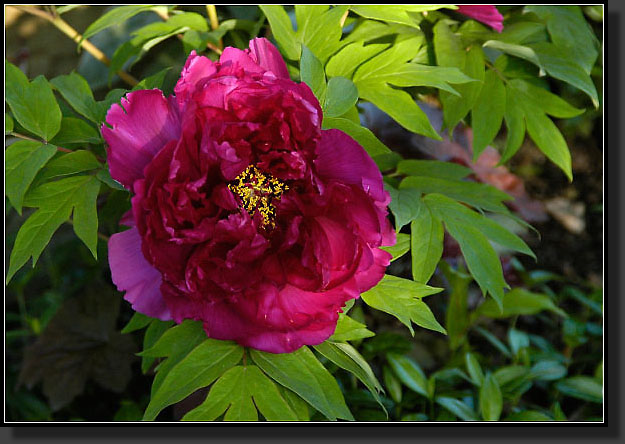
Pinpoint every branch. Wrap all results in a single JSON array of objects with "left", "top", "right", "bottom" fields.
[
  {"left": 9, "top": 5, "right": 138, "bottom": 87},
  {"left": 10, "top": 132, "right": 105, "bottom": 163}
]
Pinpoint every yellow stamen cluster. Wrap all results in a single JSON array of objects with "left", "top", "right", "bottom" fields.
[{"left": 228, "top": 165, "right": 288, "bottom": 228}]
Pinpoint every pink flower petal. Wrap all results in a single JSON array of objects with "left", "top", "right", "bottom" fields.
[
  {"left": 315, "top": 129, "right": 387, "bottom": 203},
  {"left": 102, "top": 89, "right": 181, "bottom": 188},
  {"left": 219, "top": 46, "right": 266, "bottom": 75},
  {"left": 456, "top": 5, "right": 504, "bottom": 33},
  {"left": 175, "top": 50, "right": 217, "bottom": 101},
  {"left": 108, "top": 227, "right": 171, "bottom": 320},
  {"left": 354, "top": 247, "right": 392, "bottom": 293},
  {"left": 248, "top": 37, "right": 290, "bottom": 80}
]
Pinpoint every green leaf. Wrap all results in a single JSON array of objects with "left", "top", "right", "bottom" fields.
[
  {"left": 471, "top": 69, "right": 506, "bottom": 160},
  {"left": 524, "top": 106, "right": 573, "bottom": 181},
  {"left": 349, "top": 5, "right": 455, "bottom": 27},
  {"left": 465, "top": 352, "right": 485, "bottom": 386},
  {"left": 357, "top": 81, "right": 439, "bottom": 139},
  {"left": 183, "top": 365, "right": 299, "bottom": 421},
  {"left": 423, "top": 193, "right": 535, "bottom": 259},
  {"left": 49, "top": 118, "right": 102, "bottom": 146},
  {"left": 508, "top": 328, "right": 530, "bottom": 355},
  {"left": 121, "top": 312, "right": 153, "bottom": 334},
  {"left": 381, "top": 232, "right": 410, "bottom": 262},
  {"left": 279, "top": 386, "right": 310, "bottom": 420},
  {"left": 479, "top": 373, "right": 503, "bottom": 420},
  {"left": 410, "top": 204, "right": 444, "bottom": 283},
  {"left": 330, "top": 314, "right": 375, "bottom": 342},
  {"left": 434, "top": 22, "right": 485, "bottom": 131},
  {"left": 442, "top": 261, "right": 472, "bottom": 350},
  {"left": 527, "top": 42, "right": 599, "bottom": 107},
  {"left": 493, "top": 365, "right": 532, "bottom": 398},
  {"left": 401, "top": 177, "right": 511, "bottom": 213},
  {"left": 475, "top": 327, "right": 512, "bottom": 359},
  {"left": 300, "top": 45, "right": 326, "bottom": 102},
  {"left": 483, "top": 40, "right": 541, "bottom": 67},
  {"left": 525, "top": 6, "right": 599, "bottom": 74},
  {"left": 383, "top": 365, "right": 403, "bottom": 404},
  {"left": 143, "top": 339, "right": 243, "bottom": 420},
  {"left": 165, "top": 11, "right": 208, "bottom": 32},
  {"left": 505, "top": 411, "right": 553, "bottom": 421},
  {"left": 507, "top": 78, "right": 585, "bottom": 119},
  {"left": 387, "top": 353, "right": 429, "bottom": 398},
  {"left": 294, "top": 5, "right": 347, "bottom": 64},
  {"left": 489, "top": 20, "right": 548, "bottom": 45},
  {"left": 258, "top": 5, "right": 300, "bottom": 60},
  {"left": 249, "top": 347, "right": 353, "bottom": 421},
  {"left": 139, "top": 320, "right": 206, "bottom": 358},
  {"left": 5, "top": 64, "right": 62, "bottom": 141},
  {"left": 552, "top": 401, "right": 567, "bottom": 421},
  {"left": 82, "top": 5, "right": 157, "bottom": 40},
  {"left": 373, "top": 63, "right": 477, "bottom": 96},
  {"left": 38, "top": 150, "right": 102, "bottom": 181},
  {"left": 386, "top": 184, "right": 423, "bottom": 231},
  {"left": 7, "top": 175, "right": 101, "bottom": 282},
  {"left": 182, "top": 365, "right": 255, "bottom": 421},
  {"left": 323, "top": 77, "right": 358, "bottom": 118},
  {"left": 500, "top": 89, "right": 526, "bottom": 164},
  {"left": 314, "top": 341, "right": 386, "bottom": 414},
  {"left": 443, "top": 217, "right": 506, "bottom": 310},
  {"left": 555, "top": 376, "right": 602, "bottom": 403},
  {"left": 108, "top": 41, "right": 141, "bottom": 85},
  {"left": 131, "top": 67, "right": 171, "bottom": 91},
  {"left": 321, "top": 117, "right": 391, "bottom": 158},
  {"left": 96, "top": 169, "right": 127, "bottom": 191},
  {"left": 326, "top": 42, "right": 389, "bottom": 79},
  {"left": 141, "top": 319, "right": 175, "bottom": 374},
  {"left": 5, "top": 140, "right": 57, "bottom": 214},
  {"left": 350, "top": 36, "right": 440, "bottom": 140},
  {"left": 353, "top": 36, "right": 426, "bottom": 83},
  {"left": 397, "top": 159, "right": 472, "bottom": 180},
  {"left": 71, "top": 177, "right": 101, "bottom": 259},
  {"left": 529, "top": 360, "right": 567, "bottom": 381},
  {"left": 435, "top": 396, "right": 479, "bottom": 421},
  {"left": 360, "top": 274, "right": 444, "bottom": 335},
  {"left": 6, "top": 113, "right": 14, "bottom": 134},
  {"left": 50, "top": 72, "right": 101, "bottom": 124},
  {"left": 475, "top": 288, "right": 567, "bottom": 319},
  {"left": 410, "top": 298, "right": 447, "bottom": 335},
  {"left": 181, "top": 29, "right": 210, "bottom": 54},
  {"left": 340, "top": 20, "right": 398, "bottom": 46}
]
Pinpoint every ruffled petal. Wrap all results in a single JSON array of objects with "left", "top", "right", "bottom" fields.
[
  {"left": 108, "top": 228, "right": 172, "bottom": 320},
  {"left": 174, "top": 50, "right": 217, "bottom": 106},
  {"left": 219, "top": 46, "right": 266, "bottom": 76},
  {"left": 456, "top": 5, "right": 504, "bottom": 33},
  {"left": 248, "top": 37, "right": 290, "bottom": 80},
  {"left": 315, "top": 129, "right": 387, "bottom": 203},
  {"left": 354, "top": 247, "right": 392, "bottom": 293},
  {"left": 102, "top": 89, "right": 181, "bottom": 188}
]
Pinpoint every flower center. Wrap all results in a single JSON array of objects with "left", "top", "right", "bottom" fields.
[{"left": 228, "top": 165, "right": 288, "bottom": 228}]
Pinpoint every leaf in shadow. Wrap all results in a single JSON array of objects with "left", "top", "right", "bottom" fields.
[{"left": 18, "top": 284, "right": 137, "bottom": 411}]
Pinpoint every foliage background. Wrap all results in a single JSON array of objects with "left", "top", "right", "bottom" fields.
[{"left": 5, "top": 5, "right": 603, "bottom": 422}]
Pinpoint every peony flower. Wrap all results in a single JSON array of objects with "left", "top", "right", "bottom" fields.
[
  {"left": 456, "top": 5, "right": 504, "bottom": 32},
  {"left": 103, "top": 38, "right": 395, "bottom": 353}
]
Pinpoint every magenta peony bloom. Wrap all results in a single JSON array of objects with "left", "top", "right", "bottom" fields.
[
  {"left": 103, "top": 38, "right": 395, "bottom": 353},
  {"left": 456, "top": 5, "right": 504, "bottom": 32}
]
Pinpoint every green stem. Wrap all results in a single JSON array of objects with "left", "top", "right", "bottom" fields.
[
  {"left": 10, "top": 132, "right": 106, "bottom": 163},
  {"left": 485, "top": 60, "right": 508, "bottom": 84},
  {"left": 9, "top": 5, "right": 138, "bottom": 87}
]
